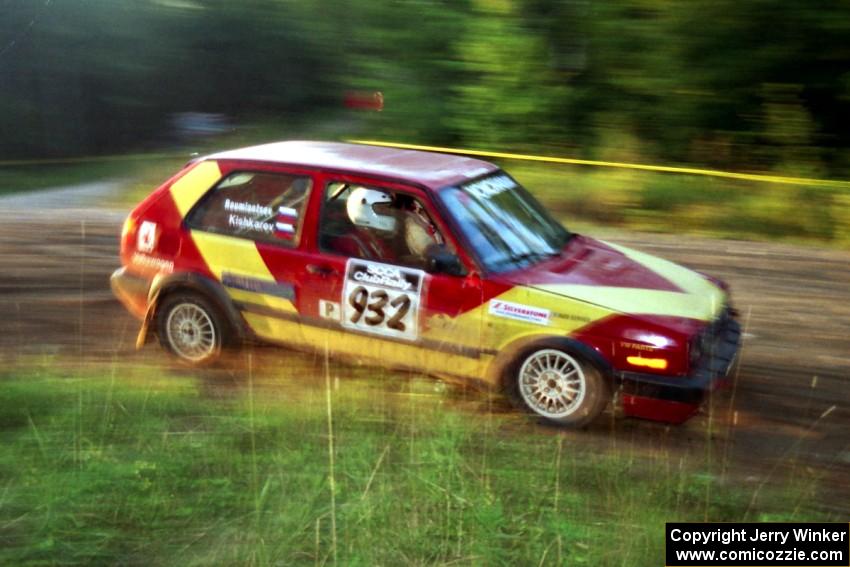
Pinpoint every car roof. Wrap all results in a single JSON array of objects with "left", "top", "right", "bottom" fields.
[{"left": 206, "top": 141, "right": 499, "bottom": 190}]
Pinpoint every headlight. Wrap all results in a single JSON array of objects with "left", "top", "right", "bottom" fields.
[{"left": 689, "top": 335, "right": 702, "bottom": 366}]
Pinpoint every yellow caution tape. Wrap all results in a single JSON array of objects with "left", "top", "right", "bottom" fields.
[
  {"left": 6, "top": 141, "right": 849, "bottom": 190},
  {"left": 350, "top": 139, "right": 850, "bottom": 190}
]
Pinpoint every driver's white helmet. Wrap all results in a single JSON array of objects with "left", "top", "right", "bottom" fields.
[{"left": 347, "top": 187, "right": 397, "bottom": 233}]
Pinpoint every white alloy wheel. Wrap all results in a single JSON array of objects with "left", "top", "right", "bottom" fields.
[
  {"left": 518, "top": 349, "right": 587, "bottom": 419},
  {"left": 164, "top": 302, "right": 218, "bottom": 362}
]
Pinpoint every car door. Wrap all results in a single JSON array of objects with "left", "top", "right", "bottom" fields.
[
  {"left": 184, "top": 163, "right": 315, "bottom": 346},
  {"left": 295, "top": 173, "right": 487, "bottom": 379}
]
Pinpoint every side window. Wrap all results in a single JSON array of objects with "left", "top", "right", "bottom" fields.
[
  {"left": 187, "top": 171, "right": 311, "bottom": 245},
  {"left": 317, "top": 181, "right": 453, "bottom": 270}
]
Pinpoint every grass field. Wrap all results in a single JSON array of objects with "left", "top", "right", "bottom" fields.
[
  {"left": 0, "top": 359, "right": 827, "bottom": 566},
  {"left": 507, "top": 162, "right": 850, "bottom": 247}
]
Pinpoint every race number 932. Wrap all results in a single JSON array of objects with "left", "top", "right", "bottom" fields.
[{"left": 341, "top": 259, "right": 424, "bottom": 341}]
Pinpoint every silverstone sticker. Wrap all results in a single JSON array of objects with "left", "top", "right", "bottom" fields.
[
  {"left": 137, "top": 220, "right": 157, "bottom": 252},
  {"left": 463, "top": 174, "right": 516, "bottom": 200},
  {"left": 489, "top": 300, "right": 550, "bottom": 326},
  {"left": 341, "top": 259, "right": 424, "bottom": 341}
]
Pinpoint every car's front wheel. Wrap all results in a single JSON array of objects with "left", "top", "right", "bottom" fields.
[
  {"left": 509, "top": 347, "right": 610, "bottom": 427},
  {"left": 156, "top": 292, "right": 229, "bottom": 364}
]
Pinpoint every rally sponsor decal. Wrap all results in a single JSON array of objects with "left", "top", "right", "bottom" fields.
[
  {"left": 131, "top": 252, "right": 173, "bottom": 273},
  {"left": 137, "top": 220, "right": 157, "bottom": 252},
  {"left": 619, "top": 340, "right": 658, "bottom": 352},
  {"left": 341, "top": 259, "right": 424, "bottom": 341},
  {"left": 552, "top": 312, "right": 591, "bottom": 324},
  {"left": 463, "top": 174, "right": 516, "bottom": 200},
  {"left": 489, "top": 300, "right": 550, "bottom": 326},
  {"left": 222, "top": 272, "right": 295, "bottom": 300},
  {"left": 275, "top": 206, "right": 298, "bottom": 240},
  {"left": 319, "top": 299, "right": 341, "bottom": 322}
]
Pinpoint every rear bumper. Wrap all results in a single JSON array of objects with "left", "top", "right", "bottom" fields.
[
  {"left": 616, "top": 316, "right": 741, "bottom": 423},
  {"left": 110, "top": 267, "right": 151, "bottom": 319}
]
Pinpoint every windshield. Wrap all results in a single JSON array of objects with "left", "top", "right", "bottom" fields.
[{"left": 439, "top": 172, "right": 571, "bottom": 273}]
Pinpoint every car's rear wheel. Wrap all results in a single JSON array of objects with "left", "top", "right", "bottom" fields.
[
  {"left": 509, "top": 347, "right": 610, "bottom": 427},
  {"left": 157, "top": 292, "right": 229, "bottom": 364}
]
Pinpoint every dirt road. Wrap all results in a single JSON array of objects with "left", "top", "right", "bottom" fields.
[{"left": 0, "top": 205, "right": 847, "bottom": 513}]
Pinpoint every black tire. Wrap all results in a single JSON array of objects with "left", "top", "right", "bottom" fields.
[
  {"left": 505, "top": 345, "right": 610, "bottom": 427},
  {"left": 156, "top": 292, "right": 233, "bottom": 365}
]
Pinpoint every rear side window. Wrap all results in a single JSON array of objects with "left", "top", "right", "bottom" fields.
[{"left": 187, "top": 171, "right": 311, "bottom": 245}]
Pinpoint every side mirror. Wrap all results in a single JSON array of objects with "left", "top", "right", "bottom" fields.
[{"left": 425, "top": 244, "right": 465, "bottom": 276}]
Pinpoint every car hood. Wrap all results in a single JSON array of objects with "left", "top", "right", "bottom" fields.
[{"left": 497, "top": 236, "right": 726, "bottom": 322}]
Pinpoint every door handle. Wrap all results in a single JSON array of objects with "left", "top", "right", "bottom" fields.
[{"left": 306, "top": 263, "right": 338, "bottom": 277}]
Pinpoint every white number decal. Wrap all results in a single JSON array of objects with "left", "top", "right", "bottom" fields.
[{"left": 341, "top": 259, "right": 424, "bottom": 341}]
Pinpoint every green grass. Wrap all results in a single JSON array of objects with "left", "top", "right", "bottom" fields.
[
  {"left": 0, "top": 362, "right": 828, "bottom": 566},
  {"left": 507, "top": 162, "right": 850, "bottom": 247},
  {"left": 4, "top": 115, "right": 849, "bottom": 248}
]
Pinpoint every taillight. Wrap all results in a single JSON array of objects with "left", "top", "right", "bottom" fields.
[{"left": 121, "top": 215, "right": 136, "bottom": 241}]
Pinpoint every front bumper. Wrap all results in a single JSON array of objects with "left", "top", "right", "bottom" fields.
[
  {"left": 110, "top": 267, "right": 151, "bottom": 319},
  {"left": 616, "top": 313, "right": 741, "bottom": 423}
]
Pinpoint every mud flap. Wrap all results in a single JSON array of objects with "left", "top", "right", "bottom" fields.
[{"left": 135, "top": 293, "right": 160, "bottom": 349}]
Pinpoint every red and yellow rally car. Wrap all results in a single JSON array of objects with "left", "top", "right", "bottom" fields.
[{"left": 111, "top": 141, "right": 740, "bottom": 427}]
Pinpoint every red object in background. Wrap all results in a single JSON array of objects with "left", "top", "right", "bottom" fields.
[{"left": 344, "top": 91, "right": 384, "bottom": 111}]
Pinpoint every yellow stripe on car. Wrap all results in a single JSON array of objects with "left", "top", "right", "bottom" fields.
[
  {"left": 303, "top": 323, "right": 488, "bottom": 378},
  {"left": 532, "top": 242, "right": 725, "bottom": 322},
  {"left": 481, "top": 286, "right": 615, "bottom": 350},
  {"left": 190, "top": 231, "right": 299, "bottom": 321},
  {"left": 243, "top": 312, "right": 302, "bottom": 343},
  {"left": 169, "top": 160, "right": 222, "bottom": 217},
  {"left": 191, "top": 231, "right": 274, "bottom": 282},
  {"left": 532, "top": 284, "right": 721, "bottom": 321},
  {"left": 603, "top": 242, "right": 722, "bottom": 299}
]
